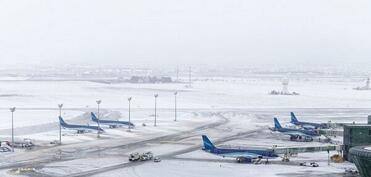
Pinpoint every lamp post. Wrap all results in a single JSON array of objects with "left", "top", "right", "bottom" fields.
[
  {"left": 154, "top": 94, "right": 158, "bottom": 126},
  {"left": 58, "top": 104, "right": 63, "bottom": 145},
  {"left": 96, "top": 100, "right": 102, "bottom": 138},
  {"left": 128, "top": 97, "right": 132, "bottom": 131},
  {"left": 327, "top": 148, "right": 330, "bottom": 166},
  {"left": 10, "top": 107, "right": 16, "bottom": 152},
  {"left": 174, "top": 91, "right": 178, "bottom": 121}
]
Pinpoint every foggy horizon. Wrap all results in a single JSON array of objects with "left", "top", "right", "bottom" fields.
[{"left": 1, "top": 0, "right": 370, "bottom": 68}]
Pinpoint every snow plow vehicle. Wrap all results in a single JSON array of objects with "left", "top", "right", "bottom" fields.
[
  {"left": 140, "top": 152, "right": 153, "bottom": 161},
  {"left": 129, "top": 152, "right": 154, "bottom": 162},
  {"left": 129, "top": 152, "right": 140, "bottom": 161}
]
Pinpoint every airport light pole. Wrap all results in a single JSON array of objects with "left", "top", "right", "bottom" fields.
[
  {"left": 154, "top": 94, "right": 158, "bottom": 127},
  {"left": 96, "top": 100, "right": 102, "bottom": 138},
  {"left": 10, "top": 107, "right": 16, "bottom": 152},
  {"left": 128, "top": 97, "right": 132, "bottom": 131},
  {"left": 174, "top": 91, "right": 178, "bottom": 121},
  {"left": 327, "top": 148, "right": 330, "bottom": 166},
  {"left": 58, "top": 104, "right": 63, "bottom": 145}
]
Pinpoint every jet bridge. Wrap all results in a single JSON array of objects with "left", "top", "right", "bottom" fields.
[{"left": 273, "top": 145, "right": 343, "bottom": 155}]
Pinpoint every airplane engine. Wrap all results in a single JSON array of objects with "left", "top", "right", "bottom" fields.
[{"left": 236, "top": 157, "right": 252, "bottom": 163}]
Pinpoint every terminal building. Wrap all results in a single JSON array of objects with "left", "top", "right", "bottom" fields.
[
  {"left": 350, "top": 146, "right": 371, "bottom": 177},
  {"left": 343, "top": 123, "right": 371, "bottom": 160},
  {"left": 344, "top": 116, "right": 371, "bottom": 177}
]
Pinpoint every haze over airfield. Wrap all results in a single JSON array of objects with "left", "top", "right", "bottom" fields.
[{"left": 0, "top": 0, "right": 370, "bottom": 68}]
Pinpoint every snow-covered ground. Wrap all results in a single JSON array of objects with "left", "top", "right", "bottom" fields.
[
  {"left": 0, "top": 74, "right": 368, "bottom": 177},
  {"left": 94, "top": 152, "right": 351, "bottom": 177},
  {"left": 1, "top": 76, "right": 371, "bottom": 109}
]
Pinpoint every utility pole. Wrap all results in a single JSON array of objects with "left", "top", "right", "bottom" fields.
[
  {"left": 96, "top": 100, "right": 102, "bottom": 138},
  {"left": 58, "top": 104, "right": 63, "bottom": 145},
  {"left": 10, "top": 107, "right": 16, "bottom": 152},
  {"left": 154, "top": 94, "right": 158, "bottom": 126},
  {"left": 327, "top": 149, "right": 330, "bottom": 166}
]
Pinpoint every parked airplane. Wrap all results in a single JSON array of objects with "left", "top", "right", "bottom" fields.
[
  {"left": 59, "top": 116, "right": 104, "bottom": 134},
  {"left": 290, "top": 112, "right": 328, "bottom": 130},
  {"left": 202, "top": 135, "right": 279, "bottom": 163},
  {"left": 273, "top": 118, "right": 319, "bottom": 142},
  {"left": 91, "top": 112, "right": 134, "bottom": 128}
]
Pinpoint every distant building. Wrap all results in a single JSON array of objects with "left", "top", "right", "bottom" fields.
[
  {"left": 354, "top": 78, "right": 371, "bottom": 90},
  {"left": 269, "top": 78, "right": 299, "bottom": 96},
  {"left": 128, "top": 76, "right": 173, "bottom": 83}
]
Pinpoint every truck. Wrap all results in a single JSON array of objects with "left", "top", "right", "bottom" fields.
[
  {"left": 129, "top": 152, "right": 154, "bottom": 162},
  {"left": 129, "top": 152, "right": 140, "bottom": 161},
  {"left": 140, "top": 152, "right": 153, "bottom": 161}
]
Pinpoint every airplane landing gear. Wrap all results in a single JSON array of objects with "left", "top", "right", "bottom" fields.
[
  {"left": 290, "top": 136, "right": 313, "bottom": 142},
  {"left": 77, "top": 130, "right": 85, "bottom": 134}
]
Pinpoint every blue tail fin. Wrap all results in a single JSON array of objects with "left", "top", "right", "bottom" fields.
[
  {"left": 59, "top": 116, "right": 67, "bottom": 126},
  {"left": 202, "top": 135, "right": 216, "bottom": 150},
  {"left": 91, "top": 112, "right": 98, "bottom": 122},
  {"left": 274, "top": 118, "right": 282, "bottom": 129},
  {"left": 290, "top": 112, "right": 298, "bottom": 123}
]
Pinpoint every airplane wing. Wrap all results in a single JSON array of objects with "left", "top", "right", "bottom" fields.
[{"left": 219, "top": 152, "right": 261, "bottom": 159}]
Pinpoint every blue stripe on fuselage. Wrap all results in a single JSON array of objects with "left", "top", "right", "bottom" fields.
[
  {"left": 211, "top": 147, "right": 278, "bottom": 158},
  {"left": 91, "top": 112, "right": 134, "bottom": 127},
  {"left": 277, "top": 127, "right": 318, "bottom": 136}
]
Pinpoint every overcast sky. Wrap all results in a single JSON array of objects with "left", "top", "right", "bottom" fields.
[{"left": 0, "top": 0, "right": 370, "bottom": 68}]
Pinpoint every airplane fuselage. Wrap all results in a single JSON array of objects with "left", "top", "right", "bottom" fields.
[
  {"left": 293, "top": 121, "right": 326, "bottom": 129},
  {"left": 208, "top": 148, "right": 278, "bottom": 159},
  {"left": 59, "top": 117, "right": 103, "bottom": 133},
  {"left": 96, "top": 120, "right": 134, "bottom": 127},
  {"left": 276, "top": 127, "right": 319, "bottom": 137},
  {"left": 91, "top": 112, "right": 134, "bottom": 128}
]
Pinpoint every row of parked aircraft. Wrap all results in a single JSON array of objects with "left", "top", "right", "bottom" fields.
[
  {"left": 271, "top": 112, "right": 330, "bottom": 142},
  {"left": 202, "top": 113, "right": 333, "bottom": 163},
  {"left": 59, "top": 112, "right": 134, "bottom": 134},
  {"left": 290, "top": 112, "right": 329, "bottom": 130}
]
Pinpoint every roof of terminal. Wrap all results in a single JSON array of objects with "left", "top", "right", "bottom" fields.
[
  {"left": 350, "top": 146, "right": 371, "bottom": 158},
  {"left": 344, "top": 124, "right": 371, "bottom": 127}
]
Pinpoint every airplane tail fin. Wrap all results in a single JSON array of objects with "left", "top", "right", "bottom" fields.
[
  {"left": 290, "top": 112, "right": 298, "bottom": 123},
  {"left": 274, "top": 117, "right": 282, "bottom": 129},
  {"left": 91, "top": 112, "right": 98, "bottom": 122},
  {"left": 202, "top": 135, "right": 216, "bottom": 151},
  {"left": 59, "top": 116, "right": 67, "bottom": 126}
]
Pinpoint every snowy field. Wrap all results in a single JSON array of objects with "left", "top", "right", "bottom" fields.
[
  {"left": 0, "top": 76, "right": 371, "bottom": 109},
  {"left": 0, "top": 75, "right": 368, "bottom": 177}
]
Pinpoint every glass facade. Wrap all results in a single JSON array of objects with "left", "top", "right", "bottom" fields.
[
  {"left": 343, "top": 125, "right": 371, "bottom": 161},
  {"left": 350, "top": 146, "right": 371, "bottom": 177}
]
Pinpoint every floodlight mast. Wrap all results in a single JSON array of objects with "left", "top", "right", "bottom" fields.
[
  {"left": 58, "top": 104, "right": 63, "bottom": 144},
  {"left": 96, "top": 100, "right": 102, "bottom": 138},
  {"left": 10, "top": 107, "right": 16, "bottom": 152},
  {"left": 154, "top": 94, "right": 158, "bottom": 126}
]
